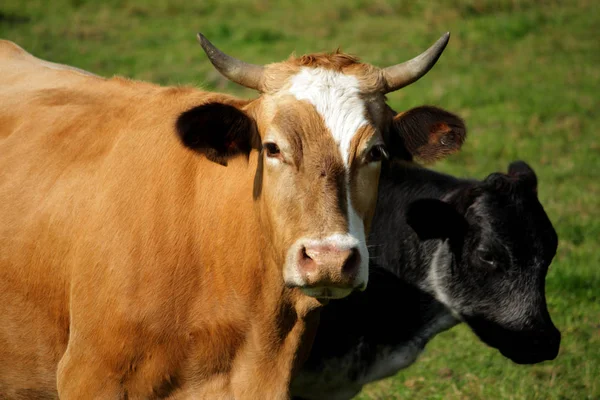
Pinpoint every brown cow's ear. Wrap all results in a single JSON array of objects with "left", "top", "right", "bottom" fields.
[
  {"left": 176, "top": 103, "right": 260, "bottom": 166},
  {"left": 389, "top": 106, "right": 466, "bottom": 164}
]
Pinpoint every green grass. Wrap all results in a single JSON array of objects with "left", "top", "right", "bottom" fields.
[{"left": 1, "top": 0, "right": 598, "bottom": 399}]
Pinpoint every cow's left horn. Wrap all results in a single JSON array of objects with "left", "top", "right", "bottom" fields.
[
  {"left": 197, "top": 33, "right": 265, "bottom": 92},
  {"left": 381, "top": 32, "right": 450, "bottom": 94}
]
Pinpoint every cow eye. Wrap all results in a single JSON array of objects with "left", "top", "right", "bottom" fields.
[
  {"left": 477, "top": 250, "right": 496, "bottom": 267},
  {"left": 367, "top": 145, "right": 387, "bottom": 163},
  {"left": 263, "top": 142, "right": 281, "bottom": 158}
]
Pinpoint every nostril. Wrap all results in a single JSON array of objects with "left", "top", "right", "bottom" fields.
[
  {"left": 298, "top": 246, "right": 317, "bottom": 273},
  {"left": 301, "top": 246, "right": 312, "bottom": 261},
  {"left": 341, "top": 248, "right": 360, "bottom": 276}
]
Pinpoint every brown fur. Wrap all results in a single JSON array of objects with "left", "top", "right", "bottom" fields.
[
  {"left": 262, "top": 51, "right": 384, "bottom": 94},
  {"left": 286, "top": 51, "right": 383, "bottom": 91},
  {"left": 290, "top": 50, "right": 360, "bottom": 70},
  {"left": 390, "top": 105, "right": 467, "bottom": 164},
  {"left": 0, "top": 39, "right": 465, "bottom": 399}
]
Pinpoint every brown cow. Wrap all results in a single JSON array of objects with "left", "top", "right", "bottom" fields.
[{"left": 0, "top": 33, "right": 465, "bottom": 399}]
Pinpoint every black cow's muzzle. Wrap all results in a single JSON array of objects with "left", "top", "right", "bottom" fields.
[
  {"left": 500, "top": 327, "right": 561, "bottom": 364},
  {"left": 466, "top": 315, "right": 561, "bottom": 365}
]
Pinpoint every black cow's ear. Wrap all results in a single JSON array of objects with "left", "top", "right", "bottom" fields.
[
  {"left": 508, "top": 160, "right": 538, "bottom": 192},
  {"left": 176, "top": 102, "right": 260, "bottom": 166},
  {"left": 389, "top": 106, "right": 466, "bottom": 164},
  {"left": 406, "top": 198, "right": 468, "bottom": 242}
]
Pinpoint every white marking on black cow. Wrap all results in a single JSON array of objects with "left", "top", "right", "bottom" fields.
[{"left": 428, "top": 240, "right": 463, "bottom": 320}]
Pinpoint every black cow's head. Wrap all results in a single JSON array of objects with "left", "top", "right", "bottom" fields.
[{"left": 406, "top": 161, "right": 560, "bottom": 364}]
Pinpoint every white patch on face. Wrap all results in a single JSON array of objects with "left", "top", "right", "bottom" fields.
[
  {"left": 346, "top": 197, "right": 369, "bottom": 289},
  {"left": 287, "top": 67, "right": 368, "bottom": 167},
  {"left": 301, "top": 233, "right": 360, "bottom": 250},
  {"left": 287, "top": 68, "right": 371, "bottom": 289}
]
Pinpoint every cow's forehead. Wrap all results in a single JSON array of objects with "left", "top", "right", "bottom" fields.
[
  {"left": 286, "top": 67, "right": 371, "bottom": 167},
  {"left": 473, "top": 191, "right": 556, "bottom": 259}
]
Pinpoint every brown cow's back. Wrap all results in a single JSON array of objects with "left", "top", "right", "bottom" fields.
[{"left": 0, "top": 41, "right": 105, "bottom": 396}]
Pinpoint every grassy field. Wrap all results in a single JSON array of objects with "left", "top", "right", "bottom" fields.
[{"left": 1, "top": 0, "right": 598, "bottom": 399}]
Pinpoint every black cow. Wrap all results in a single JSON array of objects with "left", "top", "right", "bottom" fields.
[{"left": 291, "top": 160, "right": 561, "bottom": 400}]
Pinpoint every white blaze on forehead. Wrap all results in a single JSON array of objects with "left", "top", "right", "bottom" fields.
[{"left": 287, "top": 67, "right": 368, "bottom": 167}]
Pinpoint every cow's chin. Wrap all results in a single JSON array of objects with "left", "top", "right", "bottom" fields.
[
  {"left": 499, "top": 346, "right": 559, "bottom": 365},
  {"left": 465, "top": 315, "right": 561, "bottom": 365},
  {"left": 299, "top": 287, "right": 355, "bottom": 300}
]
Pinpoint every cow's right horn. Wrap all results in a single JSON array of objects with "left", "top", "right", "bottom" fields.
[
  {"left": 197, "top": 33, "right": 265, "bottom": 92},
  {"left": 381, "top": 32, "right": 450, "bottom": 93}
]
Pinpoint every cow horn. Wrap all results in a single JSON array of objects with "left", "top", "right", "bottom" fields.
[
  {"left": 381, "top": 32, "right": 450, "bottom": 93},
  {"left": 197, "top": 33, "right": 265, "bottom": 92}
]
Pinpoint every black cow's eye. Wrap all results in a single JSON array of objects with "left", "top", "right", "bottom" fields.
[
  {"left": 477, "top": 250, "right": 496, "bottom": 267},
  {"left": 263, "top": 142, "right": 281, "bottom": 158},
  {"left": 367, "top": 145, "right": 387, "bottom": 163}
]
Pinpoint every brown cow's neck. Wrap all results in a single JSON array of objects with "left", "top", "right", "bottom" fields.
[{"left": 185, "top": 152, "right": 324, "bottom": 397}]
